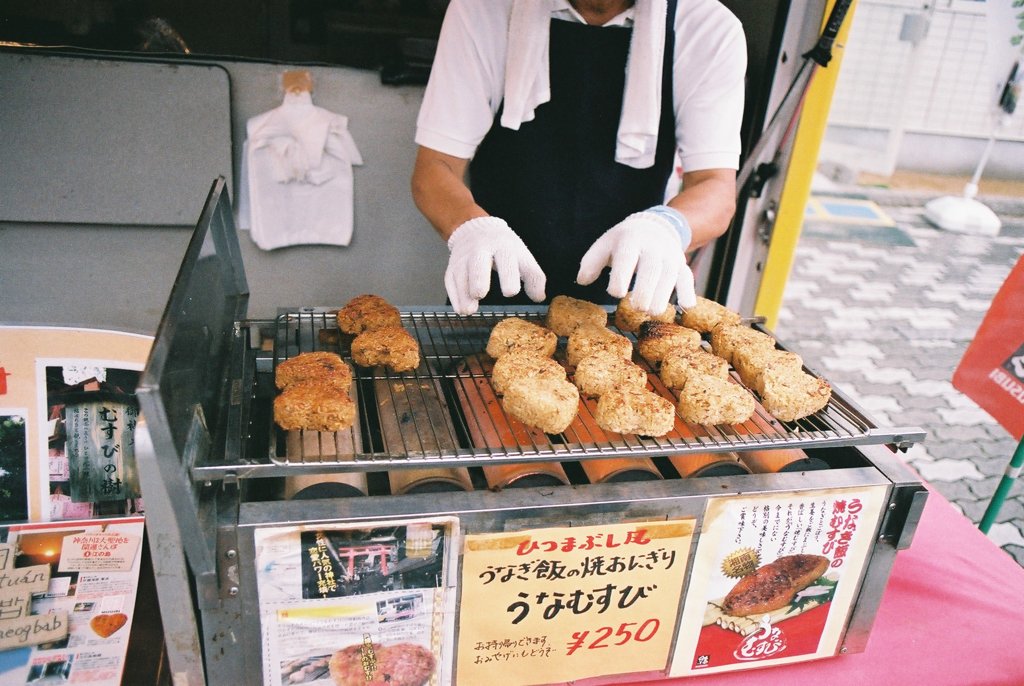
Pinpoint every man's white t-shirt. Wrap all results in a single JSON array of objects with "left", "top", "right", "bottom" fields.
[{"left": 415, "top": 0, "right": 747, "bottom": 172}]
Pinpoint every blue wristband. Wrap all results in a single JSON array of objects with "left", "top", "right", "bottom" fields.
[{"left": 646, "top": 205, "right": 692, "bottom": 249}]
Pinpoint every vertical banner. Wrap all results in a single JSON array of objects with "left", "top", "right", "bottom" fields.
[
  {"left": 457, "top": 519, "right": 695, "bottom": 685},
  {"left": 952, "top": 254, "right": 1024, "bottom": 440},
  {"left": 670, "top": 486, "right": 886, "bottom": 676},
  {"left": 254, "top": 518, "right": 458, "bottom": 686}
]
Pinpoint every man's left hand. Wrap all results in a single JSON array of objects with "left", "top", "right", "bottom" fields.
[{"left": 576, "top": 206, "right": 697, "bottom": 314}]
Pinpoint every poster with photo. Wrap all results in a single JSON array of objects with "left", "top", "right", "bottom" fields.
[
  {"left": 0, "top": 516, "right": 145, "bottom": 685},
  {"left": 0, "top": 327, "right": 152, "bottom": 522},
  {"left": 669, "top": 486, "right": 887, "bottom": 676},
  {"left": 0, "top": 412, "right": 29, "bottom": 523},
  {"left": 43, "top": 365, "right": 143, "bottom": 521},
  {"left": 254, "top": 517, "right": 458, "bottom": 686}
]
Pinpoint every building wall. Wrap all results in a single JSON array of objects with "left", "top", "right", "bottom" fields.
[{"left": 823, "top": 0, "right": 1024, "bottom": 179}]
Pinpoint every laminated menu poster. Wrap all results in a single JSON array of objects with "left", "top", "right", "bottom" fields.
[
  {"left": 253, "top": 517, "right": 458, "bottom": 686},
  {"left": 0, "top": 326, "right": 151, "bottom": 525},
  {"left": 0, "top": 516, "right": 145, "bottom": 685},
  {"left": 669, "top": 486, "right": 887, "bottom": 676},
  {"left": 457, "top": 519, "right": 696, "bottom": 686}
]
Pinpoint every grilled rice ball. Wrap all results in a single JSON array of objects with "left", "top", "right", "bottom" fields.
[
  {"left": 275, "top": 351, "right": 353, "bottom": 391},
  {"left": 636, "top": 321, "right": 702, "bottom": 365},
  {"left": 485, "top": 317, "right": 558, "bottom": 359},
  {"left": 491, "top": 350, "right": 567, "bottom": 396},
  {"left": 709, "top": 324, "right": 776, "bottom": 366},
  {"left": 734, "top": 348, "right": 803, "bottom": 394},
  {"left": 545, "top": 295, "right": 608, "bottom": 337},
  {"left": 573, "top": 350, "right": 649, "bottom": 398},
  {"left": 680, "top": 296, "right": 743, "bottom": 333},
  {"left": 659, "top": 348, "right": 730, "bottom": 390},
  {"left": 336, "top": 294, "right": 402, "bottom": 335},
  {"left": 501, "top": 376, "right": 580, "bottom": 434},
  {"left": 566, "top": 324, "right": 633, "bottom": 367},
  {"left": 594, "top": 386, "right": 676, "bottom": 437},
  {"left": 351, "top": 326, "right": 420, "bottom": 372},
  {"left": 614, "top": 292, "right": 677, "bottom": 333},
  {"left": 761, "top": 369, "right": 832, "bottom": 422},
  {"left": 677, "top": 374, "right": 755, "bottom": 425},
  {"left": 274, "top": 380, "right": 356, "bottom": 431}
]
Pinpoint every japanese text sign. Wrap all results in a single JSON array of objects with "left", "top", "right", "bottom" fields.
[{"left": 458, "top": 519, "right": 695, "bottom": 685}]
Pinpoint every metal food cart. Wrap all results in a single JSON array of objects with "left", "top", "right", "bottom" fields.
[{"left": 134, "top": 179, "right": 927, "bottom": 685}]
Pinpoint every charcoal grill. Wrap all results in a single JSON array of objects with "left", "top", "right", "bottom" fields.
[{"left": 135, "top": 179, "right": 928, "bottom": 685}]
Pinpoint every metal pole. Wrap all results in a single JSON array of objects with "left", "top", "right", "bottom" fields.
[{"left": 979, "top": 434, "right": 1024, "bottom": 534}]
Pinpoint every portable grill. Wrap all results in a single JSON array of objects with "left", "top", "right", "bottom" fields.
[{"left": 136, "top": 179, "right": 929, "bottom": 685}]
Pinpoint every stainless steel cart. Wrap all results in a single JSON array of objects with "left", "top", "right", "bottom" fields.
[{"left": 136, "top": 179, "right": 927, "bottom": 685}]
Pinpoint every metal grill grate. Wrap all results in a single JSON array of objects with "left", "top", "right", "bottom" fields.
[{"left": 248, "top": 307, "right": 925, "bottom": 476}]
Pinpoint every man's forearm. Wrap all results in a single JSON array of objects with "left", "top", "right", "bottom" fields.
[
  {"left": 665, "top": 169, "right": 738, "bottom": 249},
  {"left": 411, "top": 146, "right": 487, "bottom": 240}
]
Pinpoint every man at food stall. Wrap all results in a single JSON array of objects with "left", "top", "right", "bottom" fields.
[{"left": 411, "top": 0, "right": 746, "bottom": 316}]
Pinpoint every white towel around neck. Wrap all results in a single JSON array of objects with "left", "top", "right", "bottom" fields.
[{"left": 500, "top": 0, "right": 668, "bottom": 169}]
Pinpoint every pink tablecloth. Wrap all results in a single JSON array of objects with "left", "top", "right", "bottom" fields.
[{"left": 616, "top": 489, "right": 1024, "bottom": 686}]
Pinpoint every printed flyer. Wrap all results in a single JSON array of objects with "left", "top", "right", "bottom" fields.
[
  {"left": 0, "top": 326, "right": 152, "bottom": 524},
  {"left": 0, "top": 516, "right": 145, "bottom": 685},
  {"left": 670, "top": 485, "right": 887, "bottom": 676},
  {"left": 457, "top": 518, "right": 695, "bottom": 686},
  {"left": 254, "top": 517, "right": 458, "bottom": 686}
]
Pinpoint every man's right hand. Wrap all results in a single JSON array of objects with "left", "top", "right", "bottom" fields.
[{"left": 445, "top": 216, "right": 546, "bottom": 315}]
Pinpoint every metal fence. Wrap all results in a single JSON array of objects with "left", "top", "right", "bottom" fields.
[{"left": 829, "top": 0, "right": 1024, "bottom": 142}]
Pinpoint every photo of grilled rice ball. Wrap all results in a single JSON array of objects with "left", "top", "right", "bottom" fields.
[
  {"left": 614, "top": 292, "right": 677, "bottom": 333},
  {"left": 573, "top": 350, "right": 649, "bottom": 398},
  {"left": 636, "top": 320, "right": 702, "bottom": 365},
  {"left": 490, "top": 350, "right": 567, "bottom": 395},
  {"left": 760, "top": 369, "right": 832, "bottom": 422},
  {"left": 328, "top": 642, "right": 436, "bottom": 686},
  {"left": 351, "top": 326, "right": 420, "bottom": 372},
  {"left": 677, "top": 374, "right": 755, "bottom": 425},
  {"left": 485, "top": 317, "right": 558, "bottom": 359},
  {"left": 659, "top": 348, "right": 730, "bottom": 390},
  {"left": 594, "top": 386, "right": 676, "bottom": 436},
  {"left": 680, "top": 296, "right": 743, "bottom": 333},
  {"left": 336, "top": 294, "right": 402, "bottom": 335},
  {"left": 733, "top": 348, "right": 804, "bottom": 394},
  {"left": 709, "top": 324, "right": 776, "bottom": 366},
  {"left": 545, "top": 294, "right": 608, "bottom": 337},
  {"left": 722, "top": 554, "right": 830, "bottom": 617},
  {"left": 565, "top": 323, "right": 633, "bottom": 367},
  {"left": 274, "top": 380, "right": 356, "bottom": 431},
  {"left": 501, "top": 375, "right": 580, "bottom": 434},
  {"left": 275, "top": 351, "right": 353, "bottom": 391}
]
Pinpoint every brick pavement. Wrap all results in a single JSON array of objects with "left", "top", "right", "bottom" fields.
[{"left": 775, "top": 185, "right": 1024, "bottom": 567}]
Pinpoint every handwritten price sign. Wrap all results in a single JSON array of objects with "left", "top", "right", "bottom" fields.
[{"left": 458, "top": 520, "right": 694, "bottom": 685}]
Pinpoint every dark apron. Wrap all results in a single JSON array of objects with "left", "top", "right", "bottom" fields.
[{"left": 469, "top": 2, "right": 678, "bottom": 305}]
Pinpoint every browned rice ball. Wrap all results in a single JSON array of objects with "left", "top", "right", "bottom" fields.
[
  {"left": 594, "top": 386, "right": 676, "bottom": 437},
  {"left": 545, "top": 295, "right": 608, "bottom": 337},
  {"left": 573, "top": 350, "right": 649, "bottom": 398},
  {"left": 565, "top": 323, "right": 633, "bottom": 367},
  {"left": 614, "top": 292, "right": 676, "bottom": 333},
  {"left": 274, "top": 380, "right": 356, "bottom": 431},
  {"left": 336, "top": 294, "right": 402, "bottom": 334},
  {"left": 491, "top": 350, "right": 567, "bottom": 395},
  {"left": 485, "top": 317, "right": 558, "bottom": 359},
  {"left": 275, "top": 351, "right": 352, "bottom": 391},
  {"left": 351, "top": 326, "right": 420, "bottom": 372},
  {"left": 501, "top": 375, "right": 580, "bottom": 434}
]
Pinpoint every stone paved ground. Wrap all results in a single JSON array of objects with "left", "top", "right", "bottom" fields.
[{"left": 775, "top": 186, "right": 1024, "bottom": 567}]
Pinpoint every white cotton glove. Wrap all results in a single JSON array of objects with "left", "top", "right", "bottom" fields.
[
  {"left": 445, "top": 216, "right": 547, "bottom": 316},
  {"left": 576, "top": 205, "right": 697, "bottom": 314}
]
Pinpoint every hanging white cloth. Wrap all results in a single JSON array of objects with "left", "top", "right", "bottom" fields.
[
  {"left": 238, "top": 90, "right": 363, "bottom": 250},
  {"left": 500, "top": 0, "right": 667, "bottom": 169}
]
